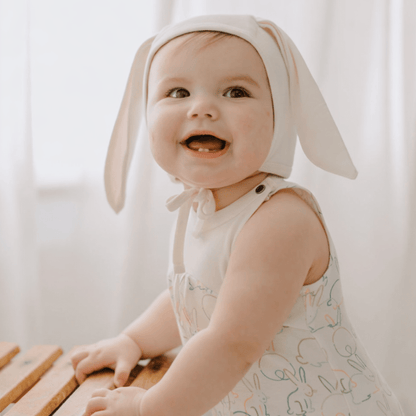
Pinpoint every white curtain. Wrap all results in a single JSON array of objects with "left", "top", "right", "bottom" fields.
[
  {"left": 29, "top": 0, "right": 176, "bottom": 351},
  {"left": 0, "top": 0, "right": 414, "bottom": 413},
  {"left": 0, "top": 0, "right": 42, "bottom": 349}
]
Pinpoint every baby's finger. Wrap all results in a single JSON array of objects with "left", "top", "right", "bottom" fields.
[
  {"left": 70, "top": 350, "right": 89, "bottom": 370},
  {"left": 83, "top": 396, "right": 106, "bottom": 416},
  {"left": 75, "top": 357, "right": 111, "bottom": 385},
  {"left": 114, "top": 359, "right": 133, "bottom": 387},
  {"left": 91, "top": 388, "right": 110, "bottom": 398}
]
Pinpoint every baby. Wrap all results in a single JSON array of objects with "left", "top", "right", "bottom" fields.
[{"left": 71, "top": 15, "right": 403, "bottom": 416}]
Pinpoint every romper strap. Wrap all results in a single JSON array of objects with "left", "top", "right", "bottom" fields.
[{"left": 166, "top": 188, "right": 216, "bottom": 274}]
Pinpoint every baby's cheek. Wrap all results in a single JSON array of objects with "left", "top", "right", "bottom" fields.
[
  {"left": 236, "top": 113, "right": 256, "bottom": 133},
  {"left": 236, "top": 143, "right": 264, "bottom": 169},
  {"left": 148, "top": 135, "right": 168, "bottom": 168},
  {"left": 240, "top": 152, "right": 260, "bottom": 168}
]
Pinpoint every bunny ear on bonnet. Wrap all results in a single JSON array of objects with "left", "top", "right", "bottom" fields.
[
  {"left": 257, "top": 19, "right": 358, "bottom": 180},
  {"left": 104, "top": 35, "right": 156, "bottom": 213}
]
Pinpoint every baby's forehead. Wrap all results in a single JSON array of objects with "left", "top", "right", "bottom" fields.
[
  {"left": 149, "top": 32, "right": 266, "bottom": 77},
  {"left": 159, "top": 31, "right": 238, "bottom": 54}
]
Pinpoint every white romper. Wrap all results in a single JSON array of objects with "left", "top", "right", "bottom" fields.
[{"left": 167, "top": 175, "right": 404, "bottom": 416}]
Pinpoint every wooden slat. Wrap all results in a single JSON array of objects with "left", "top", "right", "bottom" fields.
[
  {"left": 53, "top": 369, "right": 115, "bottom": 416},
  {"left": 0, "top": 343, "right": 20, "bottom": 370},
  {"left": 53, "top": 353, "right": 175, "bottom": 416},
  {"left": 124, "top": 363, "right": 145, "bottom": 387},
  {"left": 0, "top": 345, "right": 62, "bottom": 412},
  {"left": 4, "top": 348, "right": 78, "bottom": 416},
  {"left": 130, "top": 352, "right": 176, "bottom": 389}
]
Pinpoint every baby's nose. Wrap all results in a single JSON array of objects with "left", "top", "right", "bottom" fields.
[{"left": 187, "top": 98, "right": 219, "bottom": 120}]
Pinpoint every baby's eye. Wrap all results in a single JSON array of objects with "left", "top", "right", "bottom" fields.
[
  {"left": 166, "top": 88, "right": 189, "bottom": 98},
  {"left": 224, "top": 87, "right": 251, "bottom": 98}
]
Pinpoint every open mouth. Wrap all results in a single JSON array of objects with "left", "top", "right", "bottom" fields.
[{"left": 181, "top": 134, "right": 228, "bottom": 153}]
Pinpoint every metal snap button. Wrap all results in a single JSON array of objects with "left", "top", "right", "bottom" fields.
[{"left": 255, "top": 184, "right": 265, "bottom": 194}]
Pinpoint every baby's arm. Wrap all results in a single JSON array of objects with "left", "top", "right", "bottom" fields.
[
  {"left": 71, "top": 289, "right": 182, "bottom": 386},
  {"left": 137, "top": 190, "right": 328, "bottom": 416},
  {"left": 122, "top": 288, "right": 182, "bottom": 359}
]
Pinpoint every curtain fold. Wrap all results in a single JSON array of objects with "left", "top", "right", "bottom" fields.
[{"left": 0, "top": 0, "right": 42, "bottom": 350}]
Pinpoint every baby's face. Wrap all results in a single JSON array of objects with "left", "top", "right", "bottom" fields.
[{"left": 147, "top": 34, "right": 273, "bottom": 189}]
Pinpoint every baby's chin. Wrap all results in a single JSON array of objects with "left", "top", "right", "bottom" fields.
[
  {"left": 176, "top": 175, "right": 234, "bottom": 190},
  {"left": 177, "top": 171, "right": 264, "bottom": 191}
]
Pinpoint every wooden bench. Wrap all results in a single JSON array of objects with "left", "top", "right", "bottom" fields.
[{"left": 0, "top": 341, "right": 175, "bottom": 416}]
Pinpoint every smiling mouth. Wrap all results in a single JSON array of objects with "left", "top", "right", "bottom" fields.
[{"left": 181, "top": 134, "right": 228, "bottom": 153}]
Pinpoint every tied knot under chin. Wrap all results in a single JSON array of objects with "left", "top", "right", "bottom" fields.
[
  {"left": 166, "top": 187, "right": 216, "bottom": 218},
  {"left": 166, "top": 187, "right": 216, "bottom": 237}
]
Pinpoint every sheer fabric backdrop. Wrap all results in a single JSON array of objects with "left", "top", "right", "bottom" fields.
[
  {"left": 0, "top": 0, "right": 42, "bottom": 349},
  {"left": 0, "top": 0, "right": 414, "bottom": 413}
]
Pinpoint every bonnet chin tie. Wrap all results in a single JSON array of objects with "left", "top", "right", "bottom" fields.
[
  {"left": 104, "top": 14, "right": 358, "bottom": 214},
  {"left": 166, "top": 188, "right": 216, "bottom": 274}
]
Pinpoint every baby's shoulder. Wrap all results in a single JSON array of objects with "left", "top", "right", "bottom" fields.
[
  {"left": 235, "top": 187, "right": 320, "bottom": 249},
  {"left": 252, "top": 186, "right": 320, "bottom": 229},
  {"left": 236, "top": 187, "right": 329, "bottom": 285},
  {"left": 228, "top": 185, "right": 329, "bottom": 287}
]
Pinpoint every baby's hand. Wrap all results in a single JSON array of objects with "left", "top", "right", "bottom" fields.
[
  {"left": 83, "top": 386, "right": 146, "bottom": 416},
  {"left": 71, "top": 334, "right": 142, "bottom": 387}
]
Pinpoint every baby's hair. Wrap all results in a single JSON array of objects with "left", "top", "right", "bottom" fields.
[
  {"left": 149, "top": 31, "right": 236, "bottom": 80},
  {"left": 178, "top": 31, "right": 236, "bottom": 51}
]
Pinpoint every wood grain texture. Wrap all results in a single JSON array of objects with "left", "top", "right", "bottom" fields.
[
  {"left": 0, "top": 347, "right": 177, "bottom": 416},
  {"left": 4, "top": 348, "right": 78, "bottom": 416},
  {"left": 130, "top": 352, "right": 176, "bottom": 390},
  {"left": 52, "top": 369, "right": 115, "bottom": 416},
  {"left": 124, "top": 364, "right": 145, "bottom": 387},
  {"left": 0, "top": 345, "right": 62, "bottom": 412},
  {"left": 0, "top": 343, "right": 20, "bottom": 370},
  {"left": 52, "top": 353, "right": 176, "bottom": 416}
]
